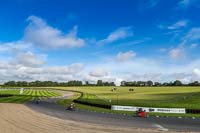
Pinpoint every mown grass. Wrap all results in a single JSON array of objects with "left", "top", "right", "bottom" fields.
[
  {"left": 57, "top": 90, "right": 200, "bottom": 118},
  {"left": 0, "top": 89, "right": 61, "bottom": 103},
  {"left": 52, "top": 86, "right": 200, "bottom": 109},
  {"left": 2, "top": 87, "right": 200, "bottom": 117}
]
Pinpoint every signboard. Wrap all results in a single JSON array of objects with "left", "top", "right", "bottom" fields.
[{"left": 111, "top": 105, "right": 186, "bottom": 114}]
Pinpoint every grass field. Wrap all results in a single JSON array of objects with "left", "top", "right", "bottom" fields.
[
  {"left": 53, "top": 86, "right": 200, "bottom": 109},
  {"left": 0, "top": 89, "right": 60, "bottom": 103},
  {"left": 1, "top": 86, "right": 200, "bottom": 117}
]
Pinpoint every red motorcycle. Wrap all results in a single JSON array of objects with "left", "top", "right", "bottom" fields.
[{"left": 136, "top": 108, "right": 148, "bottom": 118}]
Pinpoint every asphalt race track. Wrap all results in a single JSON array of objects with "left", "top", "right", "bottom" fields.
[{"left": 25, "top": 96, "right": 200, "bottom": 132}]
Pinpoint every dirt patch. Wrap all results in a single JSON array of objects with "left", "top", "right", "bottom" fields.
[{"left": 0, "top": 103, "right": 190, "bottom": 133}]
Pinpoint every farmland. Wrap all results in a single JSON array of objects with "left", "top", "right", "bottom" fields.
[{"left": 0, "top": 89, "right": 61, "bottom": 103}]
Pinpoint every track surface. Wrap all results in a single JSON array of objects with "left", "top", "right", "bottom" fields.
[
  {"left": 1, "top": 103, "right": 152, "bottom": 133},
  {"left": 25, "top": 96, "right": 200, "bottom": 132}
]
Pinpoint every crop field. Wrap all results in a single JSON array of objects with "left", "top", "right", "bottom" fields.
[
  {"left": 54, "top": 86, "right": 200, "bottom": 109},
  {"left": 0, "top": 89, "right": 61, "bottom": 103}
]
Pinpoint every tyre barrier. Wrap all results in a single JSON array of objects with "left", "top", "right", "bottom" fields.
[
  {"left": 74, "top": 99, "right": 111, "bottom": 109},
  {"left": 186, "top": 109, "right": 200, "bottom": 114},
  {"left": 0, "top": 94, "right": 13, "bottom": 98}
]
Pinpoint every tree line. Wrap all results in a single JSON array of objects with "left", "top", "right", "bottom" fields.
[
  {"left": 2, "top": 80, "right": 115, "bottom": 87},
  {"left": 120, "top": 80, "right": 200, "bottom": 86},
  {"left": 2, "top": 80, "right": 200, "bottom": 87}
]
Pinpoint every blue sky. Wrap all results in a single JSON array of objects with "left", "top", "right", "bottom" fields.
[{"left": 0, "top": 0, "right": 200, "bottom": 85}]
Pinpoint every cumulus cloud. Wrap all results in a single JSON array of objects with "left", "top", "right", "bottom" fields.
[
  {"left": 168, "top": 20, "right": 188, "bottom": 30},
  {"left": 10, "top": 51, "right": 46, "bottom": 67},
  {"left": 0, "top": 61, "right": 84, "bottom": 83},
  {"left": 24, "top": 15, "right": 85, "bottom": 49},
  {"left": 1, "top": 49, "right": 200, "bottom": 85},
  {"left": 89, "top": 68, "right": 108, "bottom": 77},
  {"left": 193, "top": 68, "right": 200, "bottom": 76},
  {"left": 116, "top": 50, "right": 136, "bottom": 62},
  {"left": 92, "top": 57, "right": 200, "bottom": 84},
  {"left": 46, "top": 63, "right": 84, "bottom": 75},
  {"left": 0, "top": 41, "right": 33, "bottom": 53},
  {"left": 1, "top": 15, "right": 200, "bottom": 85},
  {"left": 98, "top": 27, "right": 133, "bottom": 45}
]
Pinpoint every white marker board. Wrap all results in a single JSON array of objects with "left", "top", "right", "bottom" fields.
[{"left": 111, "top": 105, "right": 186, "bottom": 114}]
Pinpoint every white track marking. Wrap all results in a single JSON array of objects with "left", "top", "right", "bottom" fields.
[{"left": 154, "top": 124, "right": 169, "bottom": 131}]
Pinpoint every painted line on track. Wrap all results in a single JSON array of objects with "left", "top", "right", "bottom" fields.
[{"left": 154, "top": 124, "right": 169, "bottom": 131}]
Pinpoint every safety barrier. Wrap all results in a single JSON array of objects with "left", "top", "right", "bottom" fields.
[{"left": 111, "top": 105, "right": 186, "bottom": 114}]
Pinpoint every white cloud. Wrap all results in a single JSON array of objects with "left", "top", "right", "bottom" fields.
[
  {"left": 0, "top": 41, "right": 33, "bottom": 53},
  {"left": 116, "top": 50, "right": 136, "bottom": 62},
  {"left": 46, "top": 63, "right": 84, "bottom": 75},
  {"left": 1, "top": 15, "right": 200, "bottom": 85},
  {"left": 24, "top": 15, "right": 85, "bottom": 49},
  {"left": 0, "top": 61, "right": 84, "bottom": 83},
  {"left": 169, "top": 46, "right": 185, "bottom": 60},
  {"left": 98, "top": 27, "right": 133, "bottom": 45},
  {"left": 193, "top": 68, "right": 200, "bottom": 76},
  {"left": 190, "top": 43, "right": 198, "bottom": 48},
  {"left": 168, "top": 20, "right": 188, "bottom": 30},
  {"left": 178, "top": 0, "right": 200, "bottom": 9},
  {"left": 1, "top": 50, "right": 200, "bottom": 85},
  {"left": 183, "top": 27, "right": 200, "bottom": 42},
  {"left": 87, "top": 57, "right": 200, "bottom": 84},
  {"left": 107, "top": 27, "right": 133, "bottom": 42},
  {"left": 138, "top": 0, "right": 160, "bottom": 11},
  {"left": 11, "top": 51, "right": 46, "bottom": 67},
  {"left": 159, "top": 48, "right": 168, "bottom": 52},
  {"left": 89, "top": 68, "right": 108, "bottom": 77}
]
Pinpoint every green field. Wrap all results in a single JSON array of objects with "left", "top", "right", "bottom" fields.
[
  {"left": 54, "top": 86, "right": 200, "bottom": 109},
  {"left": 0, "top": 89, "right": 60, "bottom": 103},
  {"left": 1, "top": 86, "right": 200, "bottom": 117}
]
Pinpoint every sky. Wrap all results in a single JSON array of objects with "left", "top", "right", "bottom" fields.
[{"left": 0, "top": 0, "right": 200, "bottom": 85}]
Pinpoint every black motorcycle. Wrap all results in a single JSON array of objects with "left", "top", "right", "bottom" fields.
[{"left": 66, "top": 103, "right": 76, "bottom": 111}]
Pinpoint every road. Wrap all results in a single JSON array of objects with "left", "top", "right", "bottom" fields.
[{"left": 25, "top": 95, "right": 200, "bottom": 132}]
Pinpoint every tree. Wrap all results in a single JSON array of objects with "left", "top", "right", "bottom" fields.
[
  {"left": 97, "top": 80, "right": 103, "bottom": 86},
  {"left": 85, "top": 81, "right": 89, "bottom": 86},
  {"left": 173, "top": 80, "right": 182, "bottom": 86},
  {"left": 154, "top": 82, "right": 161, "bottom": 86},
  {"left": 188, "top": 81, "right": 199, "bottom": 86},
  {"left": 4, "top": 81, "right": 16, "bottom": 86},
  {"left": 120, "top": 81, "right": 126, "bottom": 86},
  {"left": 147, "top": 81, "right": 153, "bottom": 86}
]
